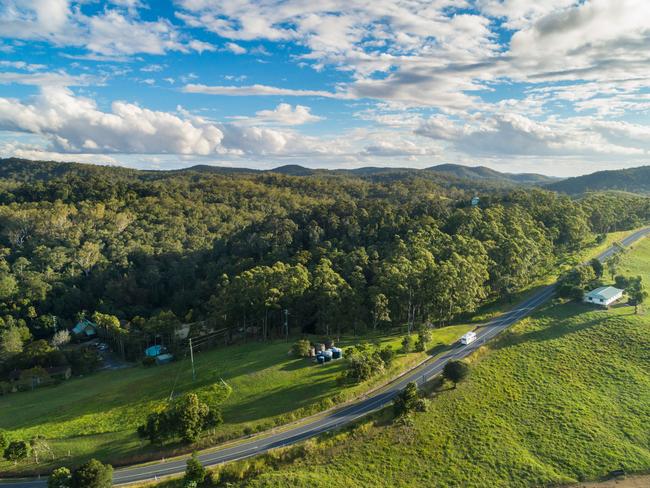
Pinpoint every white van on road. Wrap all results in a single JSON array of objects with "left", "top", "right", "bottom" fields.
[{"left": 460, "top": 331, "right": 477, "bottom": 345}]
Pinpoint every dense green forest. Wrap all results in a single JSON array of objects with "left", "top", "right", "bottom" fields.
[{"left": 0, "top": 158, "right": 649, "bottom": 375}]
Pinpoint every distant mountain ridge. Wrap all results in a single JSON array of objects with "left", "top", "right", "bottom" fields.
[
  {"left": 546, "top": 165, "right": 650, "bottom": 195},
  {"left": 425, "top": 164, "right": 560, "bottom": 185},
  {"left": 0, "top": 157, "right": 556, "bottom": 187}
]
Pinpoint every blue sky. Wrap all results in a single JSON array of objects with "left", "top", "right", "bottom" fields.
[{"left": 0, "top": 0, "right": 649, "bottom": 176}]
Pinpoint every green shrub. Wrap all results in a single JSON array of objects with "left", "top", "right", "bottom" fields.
[
  {"left": 401, "top": 335, "right": 415, "bottom": 353},
  {"left": 415, "top": 329, "right": 433, "bottom": 352},
  {"left": 3, "top": 440, "right": 30, "bottom": 465},
  {"left": 184, "top": 453, "right": 206, "bottom": 487},
  {"left": 71, "top": 459, "right": 112, "bottom": 488},
  {"left": 378, "top": 346, "right": 395, "bottom": 366},
  {"left": 142, "top": 356, "right": 156, "bottom": 367},
  {"left": 393, "top": 382, "right": 428, "bottom": 418},
  {"left": 442, "top": 360, "right": 469, "bottom": 387},
  {"left": 48, "top": 467, "right": 72, "bottom": 488},
  {"left": 291, "top": 339, "right": 311, "bottom": 358}
]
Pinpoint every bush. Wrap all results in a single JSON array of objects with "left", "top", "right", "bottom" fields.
[
  {"left": 401, "top": 335, "right": 414, "bottom": 353},
  {"left": 0, "top": 429, "right": 7, "bottom": 452},
  {"left": 415, "top": 329, "right": 432, "bottom": 352},
  {"left": 590, "top": 258, "right": 604, "bottom": 278},
  {"left": 378, "top": 346, "right": 395, "bottom": 367},
  {"left": 3, "top": 440, "right": 30, "bottom": 464},
  {"left": 291, "top": 339, "right": 311, "bottom": 358},
  {"left": 393, "top": 382, "right": 428, "bottom": 418},
  {"left": 557, "top": 265, "right": 599, "bottom": 300},
  {"left": 71, "top": 459, "right": 113, "bottom": 488},
  {"left": 342, "top": 344, "right": 386, "bottom": 383},
  {"left": 443, "top": 360, "right": 469, "bottom": 387},
  {"left": 48, "top": 467, "right": 72, "bottom": 488},
  {"left": 64, "top": 347, "right": 101, "bottom": 375},
  {"left": 142, "top": 356, "right": 156, "bottom": 367},
  {"left": 557, "top": 283, "right": 585, "bottom": 301},
  {"left": 138, "top": 393, "right": 223, "bottom": 444},
  {"left": 184, "top": 452, "right": 206, "bottom": 487},
  {"left": 615, "top": 274, "right": 630, "bottom": 289}
]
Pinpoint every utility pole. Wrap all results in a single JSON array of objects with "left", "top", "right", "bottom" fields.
[
  {"left": 189, "top": 338, "right": 196, "bottom": 382},
  {"left": 284, "top": 309, "right": 289, "bottom": 342}
]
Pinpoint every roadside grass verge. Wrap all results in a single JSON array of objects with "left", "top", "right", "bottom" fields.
[
  {"left": 0, "top": 325, "right": 471, "bottom": 475},
  {"left": 208, "top": 240, "right": 650, "bottom": 487}
]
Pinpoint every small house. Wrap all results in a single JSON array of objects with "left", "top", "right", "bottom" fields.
[
  {"left": 584, "top": 286, "right": 624, "bottom": 307},
  {"left": 71, "top": 319, "right": 97, "bottom": 338},
  {"left": 471, "top": 196, "right": 480, "bottom": 207}
]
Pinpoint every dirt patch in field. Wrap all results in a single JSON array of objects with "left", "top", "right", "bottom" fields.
[{"left": 574, "top": 475, "right": 650, "bottom": 488}]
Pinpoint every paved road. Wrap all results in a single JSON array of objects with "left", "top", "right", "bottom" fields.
[{"left": 4, "top": 228, "right": 649, "bottom": 487}]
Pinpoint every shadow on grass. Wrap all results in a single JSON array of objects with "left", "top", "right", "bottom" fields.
[
  {"left": 490, "top": 302, "right": 609, "bottom": 351},
  {"left": 223, "top": 376, "right": 338, "bottom": 423},
  {"left": 279, "top": 358, "right": 312, "bottom": 372},
  {"left": 426, "top": 344, "right": 448, "bottom": 357}
]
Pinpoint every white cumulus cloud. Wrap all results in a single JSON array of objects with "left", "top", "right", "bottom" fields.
[
  {"left": 0, "top": 87, "right": 225, "bottom": 155},
  {"left": 253, "top": 104, "right": 323, "bottom": 125}
]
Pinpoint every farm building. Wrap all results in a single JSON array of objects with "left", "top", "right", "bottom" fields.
[
  {"left": 71, "top": 319, "right": 97, "bottom": 338},
  {"left": 584, "top": 286, "right": 624, "bottom": 307}
]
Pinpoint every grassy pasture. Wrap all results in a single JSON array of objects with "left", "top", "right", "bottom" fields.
[
  {"left": 214, "top": 239, "right": 650, "bottom": 487},
  {"left": 0, "top": 325, "right": 471, "bottom": 475}
]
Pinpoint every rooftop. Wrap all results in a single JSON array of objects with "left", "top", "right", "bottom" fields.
[{"left": 585, "top": 286, "right": 624, "bottom": 300}]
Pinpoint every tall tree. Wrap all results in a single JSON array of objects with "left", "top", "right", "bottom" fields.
[
  {"left": 311, "top": 258, "right": 351, "bottom": 337},
  {"left": 371, "top": 293, "right": 391, "bottom": 331},
  {"left": 626, "top": 276, "right": 647, "bottom": 314}
]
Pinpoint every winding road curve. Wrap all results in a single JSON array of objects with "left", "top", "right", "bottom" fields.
[{"left": 4, "top": 227, "right": 649, "bottom": 487}]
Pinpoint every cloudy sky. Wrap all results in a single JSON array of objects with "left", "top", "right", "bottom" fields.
[{"left": 0, "top": 0, "right": 649, "bottom": 176}]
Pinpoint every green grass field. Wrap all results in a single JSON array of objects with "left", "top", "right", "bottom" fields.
[
  {"left": 0, "top": 324, "right": 472, "bottom": 475},
  {"left": 0, "top": 229, "right": 644, "bottom": 479},
  {"left": 206, "top": 238, "right": 650, "bottom": 487}
]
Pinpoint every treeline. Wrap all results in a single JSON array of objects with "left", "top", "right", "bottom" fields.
[{"left": 0, "top": 160, "right": 649, "bottom": 362}]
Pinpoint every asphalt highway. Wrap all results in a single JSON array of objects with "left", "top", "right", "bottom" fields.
[{"left": 4, "top": 227, "right": 649, "bottom": 487}]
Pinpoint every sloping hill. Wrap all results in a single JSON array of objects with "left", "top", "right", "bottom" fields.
[
  {"left": 547, "top": 166, "right": 650, "bottom": 195},
  {"left": 266, "top": 164, "right": 316, "bottom": 176},
  {"left": 214, "top": 238, "right": 650, "bottom": 488},
  {"left": 177, "top": 164, "right": 259, "bottom": 175},
  {"left": 0, "top": 158, "right": 92, "bottom": 181},
  {"left": 427, "top": 163, "right": 558, "bottom": 185}
]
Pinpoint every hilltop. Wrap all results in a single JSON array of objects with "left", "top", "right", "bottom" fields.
[
  {"left": 547, "top": 166, "right": 650, "bottom": 195},
  {"left": 426, "top": 163, "right": 559, "bottom": 185}
]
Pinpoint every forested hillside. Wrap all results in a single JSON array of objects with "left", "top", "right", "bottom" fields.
[
  {"left": 426, "top": 163, "right": 559, "bottom": 185},
  {"left": 0, "top": 159, "right": 649, "bottom": 369},
  {"left": 547, "top": 165, "right": 650, "bottom": 195}
]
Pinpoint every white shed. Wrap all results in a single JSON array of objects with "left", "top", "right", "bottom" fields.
[{"left": 584, "top": 286, "right": 624, "bottom": 307}]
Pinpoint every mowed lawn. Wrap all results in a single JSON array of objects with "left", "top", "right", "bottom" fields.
[
  {"left": 0, "top": 325, "right": 472, "bottom": 475},
  {"left": 230, "top": 241, "right": 650, "bottom": 487}
]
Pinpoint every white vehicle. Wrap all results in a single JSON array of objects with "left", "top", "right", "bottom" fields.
[{"left": 460, "top": 331, "right": 477, "bottom": 345}]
